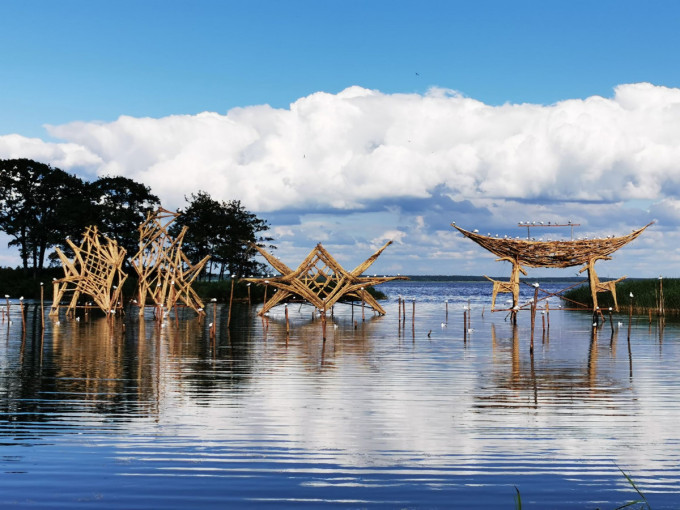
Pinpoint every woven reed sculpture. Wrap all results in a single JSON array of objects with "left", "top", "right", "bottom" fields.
[
  {"left": 131, "top": 207, "right": 210, "bottom": 317},
  {"left": 245, "top": 241, "right": 407, "bottom": 316},
  {"left": 452, "top": 222, "right": 653, "bottom": 314},
  {"left": 49, "top": 226, "right": 127, "bottom": 317}
]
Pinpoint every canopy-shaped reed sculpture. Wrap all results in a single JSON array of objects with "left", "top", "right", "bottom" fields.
[
  {"left": 131, "top": 207, "right": 210, "bottom": 317},
  {"left": 50, "top": 226, "right": 127, "bottom": 317},
  {"left": 245, "top": 241, "right": 407, "bottom": 316},
  {"left": 452, "top": 221, "right": 653, "bottom": 314}
]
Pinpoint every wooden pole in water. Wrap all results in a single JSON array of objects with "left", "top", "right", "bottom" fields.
[
  {"left": 19, "top": 297, "right": 25, "bottom": 331},
  {"left": 542, "top": 312, "right": 545, "bottom": 334},
  {"left": 285, "top": 305, "right": 290, "bottom": 335},
  {"left": 445, "top": 300, "right": 448, "bottom": 323},
  {"left": 609, "top": 307, "right": 614, "bottom": 334},
  {"left": 628, "top": 293, "right": 633, "bottom": 340},
  {"left": 463, "top": 310, "right": 467, "bottom": 342},
  {"left": 530, "top": 284, "right": 539, "bottom": 355},
  {"left": 412, "top": 299, "right": 415, "bottom": 326},
  {"left": 397, "top": 298, "right": 401, "bottom": 334},
  {"left": 227, "top": 276, "right": 235, "bottom": 328},
  {"left": 40, "top": 283, "right": 45, "bottom": 332},
  {"left": 659, "top": 276, "right": 665, "bottom": 317},
  {"left": 211, "top": 298, "right": 217, "bottom": 339},
  {"left": 530, "top": 302, "right": 535, "bottom": 355},
  {"left": 247, "top": 283, "right": 251, "bottom": 305},
  {"left": 322, "top": 312, "right": 327, "bottom": 340}
]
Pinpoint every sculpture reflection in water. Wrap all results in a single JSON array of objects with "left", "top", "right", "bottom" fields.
[
  {"left": 3, "top": 309, "right": 257, "bottom": 422},
  {"left": 1, "top": 297, "right": 669, "bottom": 432},
  {"left": 482, "top": 319, "right": 635, "bottom": 410},
  {"left": 253, "top": 304, "right": 383, "bottom": 371}
]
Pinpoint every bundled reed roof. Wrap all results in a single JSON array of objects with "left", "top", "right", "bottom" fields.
[{"left": 451, "top": 222, "right": 653, "bottom": 268}]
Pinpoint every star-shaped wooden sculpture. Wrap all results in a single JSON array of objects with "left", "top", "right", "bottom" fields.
[
  {"left": 50, "top": 226, "right": 127, "bottom": 316},
  {"left": 131, "top": 207, "right": 210, "bottom": 317},
  {"left": 245, "top": 241, "right": 407, "bottom": 316}
]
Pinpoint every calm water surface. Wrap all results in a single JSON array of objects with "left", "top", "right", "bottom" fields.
[{"left": 1, "top": 281, "right": 680, "bottom": 509}]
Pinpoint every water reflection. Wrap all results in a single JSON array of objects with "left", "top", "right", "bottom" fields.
[
  {"left": 0, "top": 299, "right": 670, "bottom": 422},
  {"left": 480, "top": 320, "right": 636, "bottom": 411},
  {"left": 2, "top": 287, "right": 680, "bottom": 508}
]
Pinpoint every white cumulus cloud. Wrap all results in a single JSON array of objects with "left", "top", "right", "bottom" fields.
[
  {"left": 1, "top": 82, "right": 678, "bottom": 275},
  {"left": 12, "top": 82, "right": 675, "bottom": 214}
]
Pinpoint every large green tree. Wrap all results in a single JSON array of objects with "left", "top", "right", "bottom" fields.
[
  {"left": 0, "top": 158, "right": 89, "bottom": 275},
  {"left": 0, "top": 159, "right": 161, "bottom": 275},
  {"left": 87, "top": 176, "right": 160, "bottom": 261},
  {"left": 172, "top": 191, "right": 272, "bottom": 279}
]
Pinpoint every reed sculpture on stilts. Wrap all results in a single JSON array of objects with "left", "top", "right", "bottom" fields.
[
  {"left": 131, "top": 207, "right": 210, "bottom": 317},
  {"left": 245, "top": 241, "right": 407, "bottom": 316},
  {"left": 452, "top": 221, "right": 652, "bottom": 314},
  {"left": 50, "top": 226, "right": 127, "bottom": 317}
]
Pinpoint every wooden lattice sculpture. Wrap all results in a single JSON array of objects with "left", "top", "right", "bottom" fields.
[
  {"left": 50, "top": 226, "right": 127, "bottom": 316},
  {"left": 131, "top": 207, "right": 210, "bottom": 317},
  {"left": 452, "top": 221, "right": 653, "bottom": 313},
  {"left": 245, "top": 241, "right": 407, "bottom": 316}
]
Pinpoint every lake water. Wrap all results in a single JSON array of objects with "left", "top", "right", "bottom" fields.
[{"left": 1, "top": 280, "right": 679, "bottom": 509}]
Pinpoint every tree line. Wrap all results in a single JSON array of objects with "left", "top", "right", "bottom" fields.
[{"left": 0, "top": 158, "right": 272, "bottom": 279}]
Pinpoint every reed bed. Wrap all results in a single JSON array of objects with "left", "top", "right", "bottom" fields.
[{"left": 562, "top": 277, "right": 680, "bottom": 315}]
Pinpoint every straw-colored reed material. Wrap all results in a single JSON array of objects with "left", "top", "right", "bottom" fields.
[
  {"left": 453, "top": 222, "right": 653, "bottom": 312},
  {"left": 50, "top": 226, "right": 127, "bottom": 316},
  {"left": 245, "top": 241, "right": 407, "bottom": 316},
  {"left": 131, "top": 208, "right": 210, "bottom": 316}
]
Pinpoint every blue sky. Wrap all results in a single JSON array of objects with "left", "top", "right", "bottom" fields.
[
  {"left": 5, "top": 0, "right": 679, "bottom": 135},
  {"left": 2, "top": 1, "right": 680, "bottom": 277}
]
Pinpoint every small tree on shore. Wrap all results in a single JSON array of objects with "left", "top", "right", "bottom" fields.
[{"left": 172, "top": 191, "right": 273, "bottom": 279}]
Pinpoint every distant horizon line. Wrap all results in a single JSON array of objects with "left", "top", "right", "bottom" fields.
[{"left": 378, "top": 275, "right": 655, "bottom": 282}]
